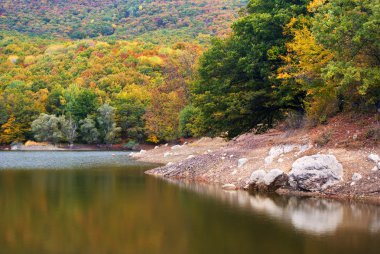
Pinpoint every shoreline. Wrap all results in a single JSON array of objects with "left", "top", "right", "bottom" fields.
[
  {"left": 0, "top": 143, "right": 156, "bottom": 152},
  {"left": 130, "top": 125, "right": 380, "bottom": 205}
]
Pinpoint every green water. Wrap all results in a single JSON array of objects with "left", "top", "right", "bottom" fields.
[{"left": 0, "top": 151, "right": 379, "bottom": 254}]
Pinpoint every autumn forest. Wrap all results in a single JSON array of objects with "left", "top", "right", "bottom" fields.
[{"left": 0, "top": 0, "right": 379, "bottom": 146}]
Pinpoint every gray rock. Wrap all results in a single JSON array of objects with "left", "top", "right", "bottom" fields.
[
  {"left": 264, "top": 169, "right": 284, "bottom": 185},
  {"left": 10, "top": 143, "right": 22, "bottom": 151},
  {"left": 352, "top": 173, "right": 362, "bottom": 182},
  {"left": 264, "top": 169, "right": 289, "bottom": 191},
  {"left": 238, "top": 158, "right": 248, "bottom": 167},
  {"left": 164, "top": 152, "right": 172, "bottom": 158},
  {"left": 249, "top": 169, "right": 266, "bottom": 184},
  {"left": 264, "top": 144, "right": 310, "bottom": 165},
  {"left": 289, "top": 154, "right": 343, "bottom": 192},
  {"left": 248, "top": 169, "right": 288, "bottom": 192},
  {"left": 368, "top": 153, "right": 380, "bottom": 163}
]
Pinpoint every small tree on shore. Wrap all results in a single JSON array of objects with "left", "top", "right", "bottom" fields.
[
  {"left": 60, "top": 115, "right": 78, "bottom": 146},
  {"left": 79, "top": 116, "right": 99, "bottom": 144},
  {"left": 97, "top": 104, "right": 121, "bottom": 145},
  {"left": 31, "top": 114, "right": 63, "bottom": 145},
  {"left": 0, "top": 115, "right": 24, "bottom": 144}
]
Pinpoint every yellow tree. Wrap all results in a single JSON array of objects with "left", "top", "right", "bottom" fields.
[
  {"left": 144, "top": 90, "right": 184, "bottom": 143},
  {"left": 278, "top": 17, "right": 334, "bottom": 124},
  {"left": 0, "top": 115, "right": 25, "bottom": 144}
]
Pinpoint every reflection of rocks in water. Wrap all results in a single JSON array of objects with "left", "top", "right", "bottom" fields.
[
  {"left": 370, "top": 216, "right": 380, "bottom": 233},
  {"left": 163, "top": 178, "right": 380, "bottom": 236},
  {"left": 249, "top": 195, "right": 285, "bottom": 218},
  {"left": 288, "top": 198, "right": 343, "bottom": 234},
  {"left": 368, "top": 209, "right": 380, "bottom": 233}
]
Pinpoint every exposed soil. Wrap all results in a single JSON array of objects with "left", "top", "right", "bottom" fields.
[{"left": 132, "top": 114, "right": 380, "bottom": 203}]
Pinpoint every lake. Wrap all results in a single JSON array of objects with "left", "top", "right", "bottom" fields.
[{"left": 0, "top": 151, "right": 379, "bottom": 253}]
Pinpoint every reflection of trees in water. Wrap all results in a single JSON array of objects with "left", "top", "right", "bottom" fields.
[
  {"left": 170, "top": 179, "right": 380, "bottom": 235},
  {"left": 0, "top": 169, "right": 189, "bottom": 253},
  {"left": 1, "top": 169, "right": 380, "bottom": 253}
]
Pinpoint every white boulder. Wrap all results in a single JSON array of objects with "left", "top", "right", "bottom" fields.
[{"left": 289, "top": 154, "right": 343, "bottom": 192}]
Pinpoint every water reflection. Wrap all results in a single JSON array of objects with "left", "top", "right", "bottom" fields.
[
  {"left": 167, "top": 179, "right": 380, "bottom": 235},
  {"left": 0, "top": 151, "right": 379, "bottom": 254}
]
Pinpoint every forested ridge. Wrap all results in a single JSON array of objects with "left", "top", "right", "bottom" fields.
[
  {"left": 0, "top": 0, "right": 246, "bottom": 44},
  {"left": 0, "top": 0, "right": 379, "bottom": 146}
]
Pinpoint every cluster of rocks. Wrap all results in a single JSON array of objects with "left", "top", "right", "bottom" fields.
[
  {"left": 244, "top": 154, "right": 344, "bottom": 193},
  {"left": 264, "top": 144, "right": 311, "bottom": 165}
]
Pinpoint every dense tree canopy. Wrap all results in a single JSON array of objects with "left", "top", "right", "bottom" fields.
[
  {"left": 186, "top": 0, "right": 379, "bottom": 137},
  {"left": 0, "top": 0, "right": 246, "bottom": 44},
  {"left": 279, "top": 0, "right": 380, "bottom": 124},
  {"left": 0, "top": 34, "right": 200, "bottom": 144},
  {"left": 190, "top": 0, "right": 309, "bottom": 137},
  {"left": 1, "top": 0, "right": 379, "bottom": 144}
]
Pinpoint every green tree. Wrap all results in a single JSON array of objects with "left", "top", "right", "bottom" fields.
[
  {"left": 60, "top": 115, "right": 78, "bottom": 146},
  {"left": 113, "top": 88, "right": 149, "bottom": 142},
  {"left": 0, "top": 101, "right": 8, "bottom": 125},
  {"left": 79, "top": 116, "right": 99, "bottom": 144},
  {"left": 192, "top": 0, "right": 309, "bottom": 137},
  {"left": 65, "top": 88, "right": 99, "bottom": 122},
  {"left": 31, "top": 114, "right": 63, "bottom": 145},
  {"left": 46, "top": 85, "right": 65, "bottom": 115},
  {"left": 178, "top": 105, "right": 201, "bottom": 137},
  {"left": 97, "top": 104, "right": 121, "bottom": 145},
  {"left": 311, "top": 0, "right": 380, "bottom": 109}
]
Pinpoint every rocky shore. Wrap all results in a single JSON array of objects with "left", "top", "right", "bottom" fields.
[{"left": 131, "top": 117, "right": 380, "bottom": 204}]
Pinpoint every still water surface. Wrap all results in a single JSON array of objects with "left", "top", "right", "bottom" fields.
[{"left": 0, "top": 151, "right": 379, "bottom": 253}]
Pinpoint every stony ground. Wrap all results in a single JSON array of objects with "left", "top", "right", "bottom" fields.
[{"left": 132, "top": 114, "right": 380, "bottom": 202}]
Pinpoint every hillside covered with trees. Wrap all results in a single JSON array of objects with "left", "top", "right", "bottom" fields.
[
  {"left": 0, "top": 33, "right": 200, "bottom": 145},
  {"left": 0, "top": 0, "right": 246, "bottom": 43},
  {"left": 0, "top": 0, "right": 379, "bottom": 146}
]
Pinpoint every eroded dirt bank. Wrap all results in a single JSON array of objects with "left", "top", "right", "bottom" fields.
[{"left": 132, "top": 115, "right": 380, "bottom": 203}]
